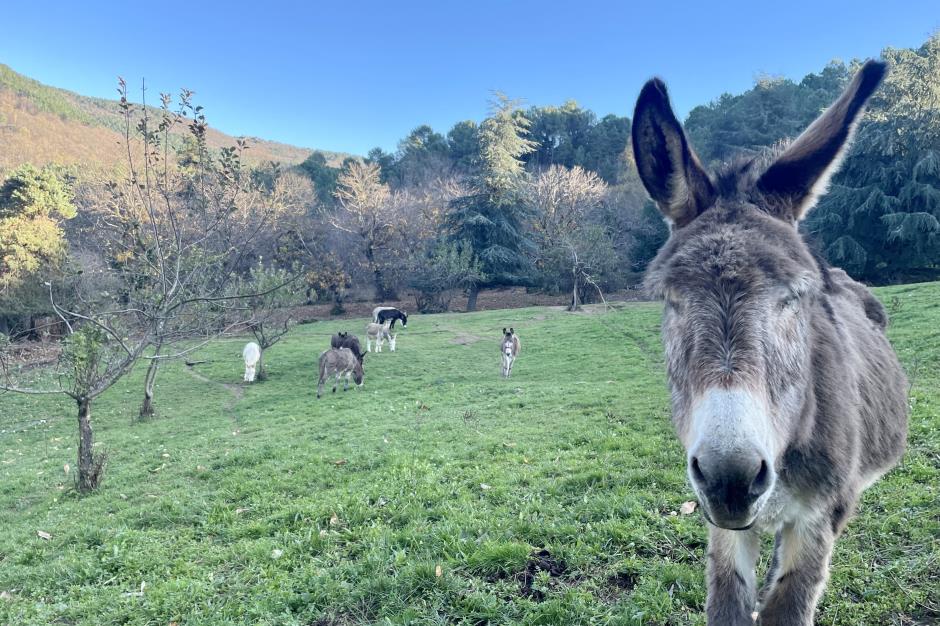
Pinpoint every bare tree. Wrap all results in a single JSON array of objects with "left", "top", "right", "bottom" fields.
[
  {"left": 331, "top": 161, "right": 403, "bottom": 300},
  {"left": 525, "top": 165, "right": 609, "bottom": 309}
]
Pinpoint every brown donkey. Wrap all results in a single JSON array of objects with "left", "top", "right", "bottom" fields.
[{"left": 632, "top": 61, "right": 908, "bottom": 625}]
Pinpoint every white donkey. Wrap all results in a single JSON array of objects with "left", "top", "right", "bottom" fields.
[
  {"left": 243, "top": 341, "right": 261, "bottom": 382},
  {"left": 500, "top": 327, "right": 520, "bottom": 378},
  {"left": 365, "top": 320, "right": 396, "bottom": 352}
]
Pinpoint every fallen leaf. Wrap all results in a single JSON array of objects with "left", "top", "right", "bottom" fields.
[
  {"left": 271, "top": 549, "right": 283, "bottom": 559},
  {"left": 680, "top": 501, "right": 698, "bottom": 515},
  {"left": 333, "top": 459, "right": 347, "bottom": 466},
  {"left": 0, "top": 591, "right": 11, "bottom": 601},
  {"left": 63, "top": 463, "right": 70, "bottom": 475},
  {"left": 435, "top": 564, "right": 442, "bottom": 577},
  {"left": 235, "top": 507, "right": 250, "bottom": 515},
  {"left": 480, "top": 483, "right": 491, "bottom": 490},
  {"left": 36, "top": 530, "right": 51, "bottom": 540},
  {"left": 196, "top": 465, "right": 207, "bottom": 472},
  {"left": 329, "top": 512, "right": 340, "bottom": 526},
  {"left": 319, "top": 529, "right": 328, "bottom": 537},
  {"left": 161, "top": 453, "right": 170, "bottom": 458}
]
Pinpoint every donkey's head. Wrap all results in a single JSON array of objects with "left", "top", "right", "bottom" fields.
[
  {"left": 502, "top": 328, "right": 515, "bottom": 356},
  {"left": 353, "top": 357, "right": 364, "bottom": 386},
  {"left": 634, "top": 61, "right": 886, "bottom": 530}
]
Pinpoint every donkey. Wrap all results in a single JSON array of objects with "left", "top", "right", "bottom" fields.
[
  {"left": 500, "top": 328, "right": 520, "bottom": 378},
  {"left": 365, "top": 320, "right": 396, "bottom": 352},
  {"left": 632, "top": 60, "right": 908, "bottom": 625},
  {"left": 373, "top": 306, "right": 408, "bottom": 329},
  {"left": 316, "top": 347, "right": 364, "bottom": 398},
  {"left": 242, "top": 342, "right": 261, "bottom": 383},
  {"left": 330, "top": 331, "right": 365, "bottom": 364}
]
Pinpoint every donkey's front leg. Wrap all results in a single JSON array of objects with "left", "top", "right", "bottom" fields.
[
  {"left": 706, "top": 527, "right": 760, "bottom": 625},
  {"left": 758, "top": 515, "right": 835, "bottom": 626}
]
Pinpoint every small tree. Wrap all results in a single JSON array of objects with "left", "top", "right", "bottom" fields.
[
  {"left": 0, "top": 165, "right": 77, "bottom": 335},
  {"left": 0, "top": 294, "right": 147, "bottom": 491},
  {"left": 237, "top": 262, "right": 304, "bottom": 381},
  {"left": 408, "top": 240, "right": 484, "bottom": 313}
]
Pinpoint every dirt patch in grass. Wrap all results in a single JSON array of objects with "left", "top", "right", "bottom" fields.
[
  {"left": 450, "top": 333, "right": 483, "bottom": 345},
  {"left": 519, "top": 549, "right": 568, "bottom": 601}
]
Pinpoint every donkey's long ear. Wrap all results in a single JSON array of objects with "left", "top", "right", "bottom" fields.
[
  {"left": 632, "top": 78, "right": 715, "bottom": 228},
  {"left": 757, "top": 60, "right": 886, "bottom": 222}
]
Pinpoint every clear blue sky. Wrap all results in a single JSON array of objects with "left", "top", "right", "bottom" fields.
[{"left": 2, "top": 1, "right": 937, "bottom": 156}]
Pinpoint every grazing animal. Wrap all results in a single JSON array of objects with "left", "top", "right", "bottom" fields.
[
  {"left": 632, "top": 60, "right": 908, "bottom": 625},
  {"left": 372, "top": 306, "right": 408, "bottom": 329},
  {"left": 331, "top": 332, "right": 365, "bottom": 363},
  {"left": 316, "top": 347, "right": 364, "bottom": 398},
  {"left": 500, "top": 328, "right": 520, "bottom": 378},
  {"left": 242, "top": 342, "right": 261, "bottom": 383},
  {"left": 366, "top": 320, "right": 396, "bottom": 352}
]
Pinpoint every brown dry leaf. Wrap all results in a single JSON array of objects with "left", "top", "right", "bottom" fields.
[
  {"left": 0, "top": 591, "right": 12, "bottom": 601},
  {"left": 680, "top": 501, "right": 698, "bottom": 515},
  {"left": 36, "top": 530, "right": 51, "bottom": 540},
  {"left": 333, "top": 459, "right": 347, "bottom": 466},
  {"left": 235, "top": 507, "right": 250, "bottom": 515},
  {"left": 196, "top": 465, "right": 207, "bottom": 472},
  {"left": 480, "top": 483, "right": 491, "bottom": 490},
  {"left": 329, "top": 512, "right": 340, "bottom": 526},
  {"left": 435, "top": 564, "right": 443, "bottom": 577},
  {"left": 319, "top": 529, "right": 328, "bottom": 537},
  {"left": 63, "top": 463, "right": 70, "bottom": 475}
]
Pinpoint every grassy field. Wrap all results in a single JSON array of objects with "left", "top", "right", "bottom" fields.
[{"left": 0, "top": 283, "right": 938, "bottom": 625}]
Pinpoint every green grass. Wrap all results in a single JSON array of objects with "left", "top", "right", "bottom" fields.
[{"left": 1, "top": 284, "right": 938, "bottom": 625}]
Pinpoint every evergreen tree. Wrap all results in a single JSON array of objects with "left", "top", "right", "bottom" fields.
[{"left": 446, "top": 93, "right": 537, "bottom": 310}]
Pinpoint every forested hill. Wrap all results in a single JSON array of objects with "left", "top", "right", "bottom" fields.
[{"left": 0, "top": 63, "right": 349, "bottom": 172}]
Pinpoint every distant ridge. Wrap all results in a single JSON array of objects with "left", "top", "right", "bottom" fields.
[{"left": 0, "top": 63, "right": 350, "bottom": 173}]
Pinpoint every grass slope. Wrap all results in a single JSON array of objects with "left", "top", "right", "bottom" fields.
[
  {"left": 0, "top": 284, "right": 938, "bottom": 625},
  {"left": 0, "top": 63, "right": 350, "bottom": 171}
]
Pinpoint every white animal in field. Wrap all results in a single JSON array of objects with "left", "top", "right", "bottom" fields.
[
  {"left": 243, "top": 342, "right": 261, "bottom": 382},
  {"left": 365, "top": 320, "right": 396, "bottom": 352}
]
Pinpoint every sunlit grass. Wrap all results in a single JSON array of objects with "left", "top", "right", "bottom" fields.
[{"left": 0, "top": 284, "right": 937, "bottom": 625}]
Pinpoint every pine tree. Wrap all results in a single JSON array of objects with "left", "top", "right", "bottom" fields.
[{"left": 446, "top": 93, "right": 537, "bottom": 310}]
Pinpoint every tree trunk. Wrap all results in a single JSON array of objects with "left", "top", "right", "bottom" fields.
[
  {"left": 77, "top": 397, "right": 98, "bottom": 492},
  {"left": 139, "top": 340, "right": 163, "bottom": 419},
  {"left": 568, "top": 277, "right": 581, "bottom": 312},
  {"left": 466, "top": 284, "right": 480, "bottom": 312},
  {"left": 256, "top": 348, "right": 267, "bottom": 381},
  {"left": 365, "top": 244, "right": 388, "bottom": 300}
]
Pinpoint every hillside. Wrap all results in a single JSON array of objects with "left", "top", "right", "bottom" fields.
[{"left": 0, "top": 63, "right": 349, "bottom": 172}]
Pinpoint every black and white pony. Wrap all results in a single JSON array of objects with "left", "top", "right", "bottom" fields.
[{"left": 372, "top": 306, "right": 408, "bottom": 329}]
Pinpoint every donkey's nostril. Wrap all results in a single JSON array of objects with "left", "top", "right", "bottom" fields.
[
  {"left": 690, "top": 456, "right": 706, "bottom": 485},
  {"left": 749, "top": 459, "right": 770, "bottom": 496}
]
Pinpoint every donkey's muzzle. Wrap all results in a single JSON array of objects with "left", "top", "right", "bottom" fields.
[{"left": 689, "top": 452, "right": 772, "bottom": 529}]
